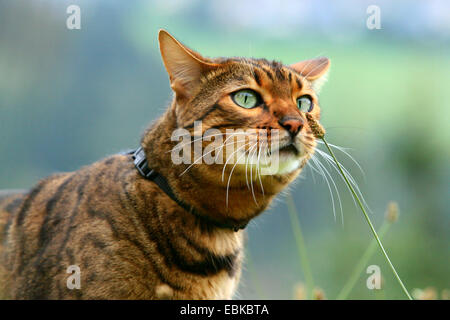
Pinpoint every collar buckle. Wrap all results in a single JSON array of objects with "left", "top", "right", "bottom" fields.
[{"left": 132, "top": 147, "right": 157, "bottom": 179}]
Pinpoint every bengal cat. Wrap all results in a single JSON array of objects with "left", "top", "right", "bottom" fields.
[{"left": 0, "top": 30, "right": 329, "bottom": 299}]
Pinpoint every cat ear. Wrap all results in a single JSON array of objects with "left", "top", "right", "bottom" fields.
[
  {"left": 158, "top": 29, "right": 219, "bottom": 101},
  {"left": 290, "top": 57, "right": 330, "bottom": 92}
]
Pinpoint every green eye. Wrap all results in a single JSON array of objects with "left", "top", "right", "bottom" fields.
[
  {"left": 232, "top": 89, "right": 259, "bottom": 109},
  {"left": 297, "top": 95, "right": 313, "bottom": 112}
]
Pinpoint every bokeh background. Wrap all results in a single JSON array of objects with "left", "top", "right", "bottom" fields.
[{"left": 0, "top": 0, "right": 448, "bottom": 299}]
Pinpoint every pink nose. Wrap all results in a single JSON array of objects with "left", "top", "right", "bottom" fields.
[{"left": 279, "top": 117, "right": 304, "bottom": 137}]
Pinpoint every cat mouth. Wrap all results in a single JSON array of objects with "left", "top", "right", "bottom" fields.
[{"left": 277, "top": 143, "right": 300, "bottom": 156}]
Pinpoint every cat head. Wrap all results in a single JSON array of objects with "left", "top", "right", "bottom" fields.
[{"left": 158, "top": 30, "right": 329, "bottom": 188}]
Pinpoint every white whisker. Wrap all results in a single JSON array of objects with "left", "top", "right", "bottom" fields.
[
  {"left": 222, "top": 140, "right": 253, "bottom": 182},
  {"left": 249, "top": 142, "right": 259, "bottom": 205},
  {"left": 166, "top": 133, "right": 224, "bottom": 154},
  {"left": 245, "top": 141, "right": 258, "bottom": 190},
  {"left": 256, "top": 141, "right": 265, "bottom": 198},
  {"left": 179, "top": 138, "right": 246, "bottom": 177},
  {"left": 317, "top": 140, "right": 366, "bottom": 180},
  {"left": 313, "top": 155, "right": 344, "bottom": 225},
  {"left": 314, "top": 148, "right": 358, "bottom": 209},
  {"left": 226, "top": 142, "right": 256, "bottom": 207},
  {"left": 315, "top": 148, "right": 372, "bottom": 214},
  {"left": 310, "top": 155, "right": 337, "bottom": 221}
]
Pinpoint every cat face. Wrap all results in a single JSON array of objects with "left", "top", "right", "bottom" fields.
[{"left": 159, "top": 30, "right": 329, "bottom": 179}]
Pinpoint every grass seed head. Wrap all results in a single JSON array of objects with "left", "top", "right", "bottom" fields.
[
  {"left": 313, "top": 287, "right": 326, "bottom": 300},
  {"left": 412, "top": 287, "right": 438, "bottom": 300},
  {"left": 385, "top": 201, "right": 399, "bottom": 223},
  {"left": 293, "top": 283, "right": 306, "bottom": 300},
  {"left": 305, "top": 113, "right": 325, "bottom": 139}
]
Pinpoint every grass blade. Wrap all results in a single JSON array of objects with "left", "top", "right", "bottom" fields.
[
  {"left": 286, "top": 193, "right": 315, "bottom": 300},
  {"left": 321, "top": 137, "right": 413, "bottom": 300}
]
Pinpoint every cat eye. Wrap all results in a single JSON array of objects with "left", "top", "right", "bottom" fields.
[
  {"left": 297, "top": 95, "right": 313, "bottom": 113},
  {"left": 232, "top": 89, "right": 259, "bottom": 109}
]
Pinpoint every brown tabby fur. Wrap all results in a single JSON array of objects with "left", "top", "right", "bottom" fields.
[{"left": 0, "top": 30, "right": 329, "bottom": 299}]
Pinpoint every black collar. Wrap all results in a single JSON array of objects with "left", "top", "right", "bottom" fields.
[{"left": 129, "top": 147, "right": 247, "bottom": 232}]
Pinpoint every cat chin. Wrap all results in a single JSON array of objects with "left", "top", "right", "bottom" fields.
[
  {"left": 260, "top": 156, "right": 302, "bottom": 176},
  {"left": 246, "top": 153, "right": 304, "bottom": 176},
  {"left": 230, "top": 149, "right": 306, "bottom": 176}
]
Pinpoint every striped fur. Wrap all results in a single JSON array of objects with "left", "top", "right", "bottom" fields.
[{"left": 0, "top": 30, "right": 329, "bottom": 299}]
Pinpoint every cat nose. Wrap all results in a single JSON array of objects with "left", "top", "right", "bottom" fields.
[{"left": 279, "top": 116, "right": 304, "bottom": 137}]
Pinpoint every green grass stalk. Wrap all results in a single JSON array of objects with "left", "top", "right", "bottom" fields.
[
  {"left": 321, "top": 137, "right": 413, "bottom": 300},
  {"left": 336, "top": 221, "right": 390, "bottom": 300},
  {"left": 286, "top": 193, "right": 315, "bottom": 300}
]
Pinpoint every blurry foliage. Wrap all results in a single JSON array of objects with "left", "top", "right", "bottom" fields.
[{"left": 0, "top": 0, "right": 448, "bottom": 299}]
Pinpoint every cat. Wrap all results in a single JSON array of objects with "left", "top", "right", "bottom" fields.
[{"left": 0, "top": 30, "right": 329, "bottom": 299}]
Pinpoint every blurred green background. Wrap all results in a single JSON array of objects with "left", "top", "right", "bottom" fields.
[{"left": 0, "top": 0, "right": 448, "bottom": 299}]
